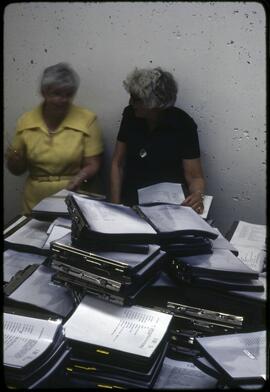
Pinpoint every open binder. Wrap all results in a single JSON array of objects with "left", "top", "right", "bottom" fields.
[
  {"left": 4, "top": 263, "right": 78, "bottom": 318},
  {"left": 4, "top": 310, "right": 70, "bottom": 389},
  {"left": 65, "top": 193, "right": 218, "bottom": 245},
  {"left": 63, "top": 295, "right": 172, "bottom": 373}
]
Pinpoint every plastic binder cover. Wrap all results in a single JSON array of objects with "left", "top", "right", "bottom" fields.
[
  {"left": 4, "top": 264, "right": 76, "bottom": 318},
  {"left": 51, "top": 232, "right": 161, "bottom": 279},
  {"left": 63, "top": 295, "right": 172, "bottom": 372},
  {"left": 186, "top": 275, "right": 265, "bottom": 292},
  {"left": 4, "top": 312, "right": 69, "bottom": 388},
  {"left": 170, "top": 249, "right": 259, "bottom": 280},
  {"left": 4, "top": 217, "right": 51, "bottom": 255},
  {"left": 194, "top": 331, "right": 266, "bottom": 384}
]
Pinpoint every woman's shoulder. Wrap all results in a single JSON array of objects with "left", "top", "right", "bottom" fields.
[
  {"left": 166, "top": 106, "right": 196, "bottom": 123},
  {"left": 71, "top": 104, "right": 97, "bottom": 123},
  {"left": 16, "top": 106, "right": 42, "bottom": 131}
]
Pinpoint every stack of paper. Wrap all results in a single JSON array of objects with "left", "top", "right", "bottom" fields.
[
  {"left": 4, "top": 312, "right": 70, "bottom": 388},
  {"left": 63, "top": 295, "right": 172, "bottom": 388}
]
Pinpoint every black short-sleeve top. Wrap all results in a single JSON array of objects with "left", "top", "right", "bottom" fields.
[{"left": 117, "top": 105, "right": 201, "bottom": 205}]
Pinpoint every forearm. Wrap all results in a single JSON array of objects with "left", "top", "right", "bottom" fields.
[
  {"left": 110, "top": 161, "right": 124, "bottom": 204},
  {"left": 67, "top": 155, "right": 102, "bottom": 190},
  {"left": 186, "top": 177, "right": 205, "bottom": 196}
]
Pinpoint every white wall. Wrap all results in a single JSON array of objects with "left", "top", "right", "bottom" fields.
[{"left": 4, "top": 1, "right": 266, "bottom": 234}]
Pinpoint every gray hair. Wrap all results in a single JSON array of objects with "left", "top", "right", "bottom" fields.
[
  {"left": 123, "top": 67, "right": 178, "bottom": 109},
  {"left": 40, "top": 62, "right": 80, "bottom": 94}
]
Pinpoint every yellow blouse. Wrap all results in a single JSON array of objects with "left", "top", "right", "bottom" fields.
[{"left": 11, "top": 104, "right": 104, "bottom": 214}]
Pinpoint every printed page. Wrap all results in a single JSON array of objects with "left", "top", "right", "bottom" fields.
[
  {"left": 9, "top": 264, "right": 75, "bottom": 317},
  {"left": 138, "top": 204, "right": 218, "bottom": 237},
  {"left": 235, "top": 246, "right": 266, "bottom": 273},
  {"left": 64, "top": 295, "right": 172, "bottom": 358},
  {"left": 153, "top": 357, "right": 218, "bottom": 389},
  {"left": 43, "top": 225, "right": 71, "bottom": 249},
  {"left": 3, "top": 249, "right": 46, "bottom": 283},
  {"left": 73, "top": 194, "right": 156, "bottom": 235},
  {"left": 5, "top": 219, "right": 50, "bottom": 249},
  {"left": 211, "top": 228, "right": 238, "bottom": 253},
  {"left": 4, "top": 313, "right": 61, "bottom": 368},
  {"left": 230, "top": 221, "right": 266, "bottom": 250},
  {"left": 138, "top": 182, "right": 185, "bottom": 205}
]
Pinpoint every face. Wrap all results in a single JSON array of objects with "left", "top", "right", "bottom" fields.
[
  {"left": 42, "top": 85, "right": 75, "bottom": 111},
  {"left": 129, "top": 94, "right": 150, "bottom": 118}
]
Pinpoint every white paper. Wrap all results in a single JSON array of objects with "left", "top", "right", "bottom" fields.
[
  {"left": 4, "top": 313, "right": 61, "bottom": 368},
  {"left": 153, "top": 357, "right": 218, "bottom": 389},
  {"left": 235, "top": 246, "right": 266, "bottom": 273},
  {"left": 47, "top": 217, "right": 72, "bottom": 234},
  {"left": 73, "top": 194, "right": 156, "bottom": 235},
  {"left": 5, "top": 219, "right": 50, "bottom": 249},
  {"left": 200, "top": 195, "right": 213, "bottom": 219},
  {"left": 230, "top": 221, "right": 266, "bottom": 250},
  {"left": 43, "top": 225, "right": 71, "bottom": 249},
  {"left": 3, "top": 249, "right": 46, "bottom": 282},
  {"left": 138, "top": 182, "right": 185, "bottom": 205},
  {"left": 4, "top": 216, "right": 28, "bottom": 236},
  {"left": 64, "top": 295, "right": 172, "bottom": 358}
]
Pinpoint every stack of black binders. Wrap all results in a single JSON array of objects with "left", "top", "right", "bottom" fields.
[
  {"left": 62, "top": 295, "right": 172, "bottom": 389},
  {"left": 166, "top": 248, "right": 264, "bottom": 292},
  {"left": 51, "top": 193, "right": 219, "bottom": 305},
  {"left": 50, "top": 233, "right": 166, "bottom": 306}
]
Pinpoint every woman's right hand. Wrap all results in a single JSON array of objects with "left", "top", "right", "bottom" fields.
[{"left": 5, "top": 147, "right": 27, "bottom": 175}]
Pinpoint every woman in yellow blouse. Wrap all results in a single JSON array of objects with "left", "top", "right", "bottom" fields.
[{"left": 5, "top": 63, "right": 104, "bottom": 214}]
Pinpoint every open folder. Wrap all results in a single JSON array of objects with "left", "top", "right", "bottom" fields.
[{"left": 66, "top": 194, "right": 218, "bottom": 245}]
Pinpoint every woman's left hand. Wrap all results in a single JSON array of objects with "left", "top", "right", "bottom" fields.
[{"left": 181, "top": 191, "right": 204, "bottom": 214}]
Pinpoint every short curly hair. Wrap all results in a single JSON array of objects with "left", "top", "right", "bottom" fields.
[
  {"left": 123, "top": 67, "right": 178, "bottom": 109},
  {"left": 40, "top": 62, "right": 80, "bottom": 94}
]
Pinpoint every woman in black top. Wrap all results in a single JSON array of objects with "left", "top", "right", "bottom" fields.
[{"left": 110, "top": 67, "right": 205, "bottom": 213}]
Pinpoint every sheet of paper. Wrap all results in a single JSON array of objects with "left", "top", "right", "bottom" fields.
[
  {"left": 4, "top": 312, "right": 61, "bottom": 368},
  {"left": 73, "top": 194, "right": 156, "bottom": 235},
  {"left": 9, "top": 264, "right": 75, "bottom": 317},
  {"left": 138, "top": 204, "right": 218, "bottom": 237},
  {"left": 138, "top": 182, "right": 185, "bottom": 205},
  {"left": 230, "top": 221, "right": 266, "bottom": 250},
  {"left": 153, "top": 357, "right": 218, "bottom": 389},
  {"left": 47, "top": 217, "right": 72, "bottom": 234},
  {"left": 210, "top": 227, "right": 238, "bottom": 253},
  {"left": 43, "top": 225, "right": 71, "bottom": 249},
  {"left": 4, "top": 216, "right": 28, "bottom": 236},
  {"left": 64, "top": 295, "right": 172, "bottom": 358},
  {"left": 200, "top": 195, "right": 213, "bottom": 219},
  {"left": 235, "top": 246, "right": 266, "bottom": 273},
  {"left": 3, "top": 249, "right": 46, "bottom": 282},
  {"left": 5, "top": 219, "right": 50, "bottom": 249}
]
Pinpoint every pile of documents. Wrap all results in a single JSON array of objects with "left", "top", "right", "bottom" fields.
[
  {"left": 62, "top": 295, "right": 172, "bottom": 388},
  {"left": 194, "top": 330, "right": 266, "bottom": 388},
  {"left": 4, "top": 311, "right": 70, "bottom": 388}
]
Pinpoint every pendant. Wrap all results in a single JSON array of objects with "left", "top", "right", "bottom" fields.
[{"left": 139, "top": 148, "right": 147, "bottom": 158}]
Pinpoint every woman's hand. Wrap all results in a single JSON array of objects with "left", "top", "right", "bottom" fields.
[
  {"left": 5, "top": 147, "right": 27, "bottom": 175},
  {"left": 182, "top": 190, "right": 204, "bottom": 214}
]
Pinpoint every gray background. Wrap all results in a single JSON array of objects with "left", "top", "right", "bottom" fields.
[{"left": 4, "top": 2, "right": 266, "bottom": 234}]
